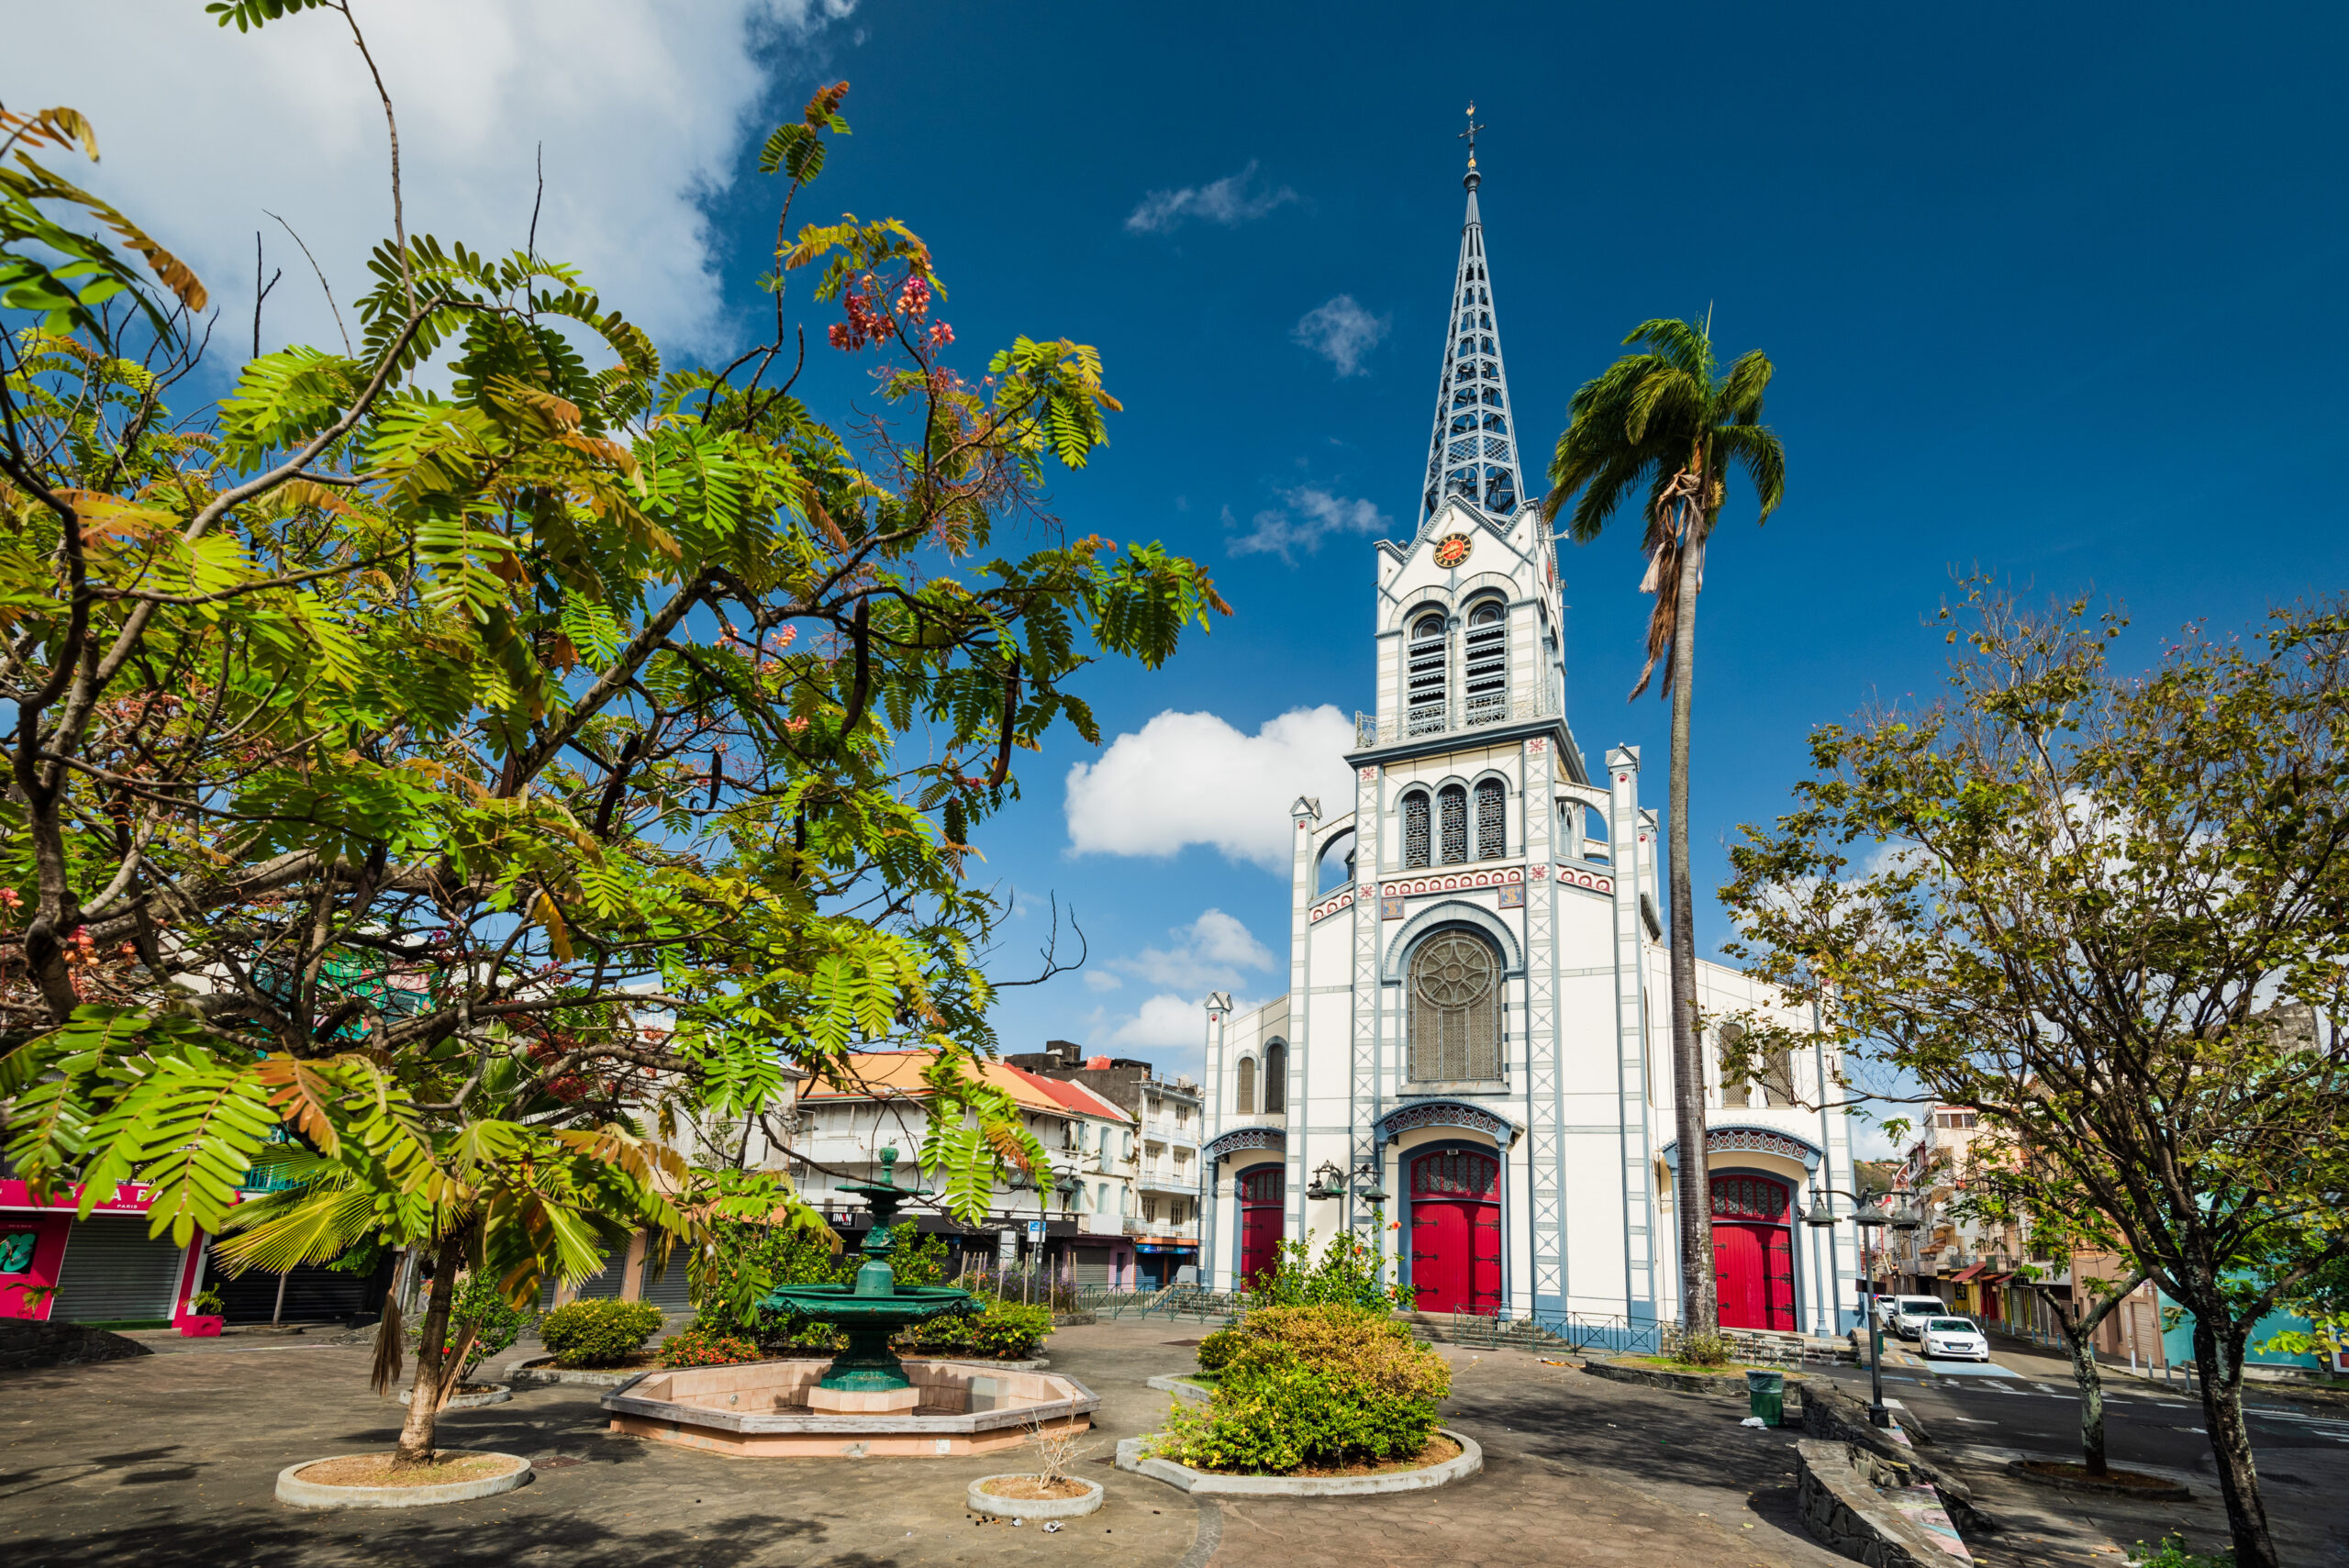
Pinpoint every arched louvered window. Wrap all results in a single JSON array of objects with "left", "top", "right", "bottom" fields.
[
  {"left": 1408, "top": 930, "right": 1502, "bottom": 1082},
  {"left": 1475, "top": 779, "right": 1505, "bottom": 860},
  {"left": 1464, "top": 601, "right": 1507, "bottom": 726},
  {"left": 1407, "top": 614, "right": 1447, "bottom": 736},
  {"left": 1439, "top": 784, "right": 1468, "bottom": 864},
  {"left": 1234, "top": 1056, "right": 1255, "bottom": 1115},
  {"left": 1262, "top": 1040, "right": 1287, "bottom": 1114},
  {"left": 1403, "top": 792, "right": 1431, "bottom": 869}
]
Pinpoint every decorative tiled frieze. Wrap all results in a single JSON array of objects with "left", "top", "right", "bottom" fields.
[
  {"left": 1377, "top": 1098, "right": 1520, "bottom": 1147},
  {"left": 1308, "top": 888, "right": 1355, "bottom": 924},
  {"left": 1381, "top": 866, "right": 1523, "bottom": 899},
  {"left": 1554, "top": 864, "right": 1614, "bottom": 895},
  {"left": 1203, "top": 1126, "right": 1287, "bottom": 1162}
]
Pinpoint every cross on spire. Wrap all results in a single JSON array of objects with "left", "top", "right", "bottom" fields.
[{"left": 1419, "top": 108, "right": 1524, "bottom": 527}]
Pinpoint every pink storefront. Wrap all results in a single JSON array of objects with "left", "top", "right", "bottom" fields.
[{"left": 1, "top": 1180, "right": 218, "bottom": 1329}]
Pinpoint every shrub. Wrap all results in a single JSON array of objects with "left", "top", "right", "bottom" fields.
[
  {"left": 1251, "top": 1230, "right": 1417, "bottom": 1313},
  {"left": 657, "top": 1324, "right": 762, "bottom": 1368},
  {"left": 1675, "top": 1330, "right": 1733, "bottom": 1369},
  {"left": 903, "top": 1298, "right": 1051, "bottom": 1360},
  {"left": 2129, "top": 1537, "right": 2233, "bottom": 1568},
  {"left": 1155, "top": 1304, "right": 1449, "bottom": 1473},
  {"left": 1195, "top": 1326, "right": 1245, "bottom": 1372},
  {"left": 538, "top": 1298, "right": 665, "bottom": 1367},
  {"left": 189, "top": 1286, "right": 226, "bottom": 1317}
]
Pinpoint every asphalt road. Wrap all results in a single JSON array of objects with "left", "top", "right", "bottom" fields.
[{"left": 1807, "top": 1355, "right": 2349, "bottom": 1477}]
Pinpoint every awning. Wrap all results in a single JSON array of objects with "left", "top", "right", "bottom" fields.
[{"left": 1950, "top": 1262, "right": 1987, "bottom": 1283}]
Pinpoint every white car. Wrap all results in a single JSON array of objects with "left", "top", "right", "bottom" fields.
[
  {"left": 1883, "top": 1296, "right": 1949, "bottom": 1339},
  {"left": 1920, "top": 1317, "right": 1991, "bottom": 1362}
]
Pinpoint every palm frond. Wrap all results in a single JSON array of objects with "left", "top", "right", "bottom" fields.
[
  {"left": 1720, "top": 350, "right": 1774, "bottom": 423},
  {"left": 1714, "top": 422, "right": 1787, "bottom": 522}
]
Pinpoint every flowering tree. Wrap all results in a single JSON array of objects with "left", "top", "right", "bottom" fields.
[{"left": 0, "top": 16, "right": 1225, "bottom": 1464}]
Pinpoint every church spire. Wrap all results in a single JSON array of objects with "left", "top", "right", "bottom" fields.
[{"left": 1419, "top": 102, "right": 1527, "bottom": 528}]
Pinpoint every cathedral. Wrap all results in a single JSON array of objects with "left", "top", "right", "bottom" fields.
[{"left": 1196, "top": 137, "right": 1864, "bottom": 1338}]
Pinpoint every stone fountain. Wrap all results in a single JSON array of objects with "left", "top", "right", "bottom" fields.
[{"left": 602, "top": 1148, "right": 1097, "bottom": 1458}]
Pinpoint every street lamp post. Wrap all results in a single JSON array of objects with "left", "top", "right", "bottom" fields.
[{"left": 1803, "top": 1184, "right": 1923, "bottom": 1429}]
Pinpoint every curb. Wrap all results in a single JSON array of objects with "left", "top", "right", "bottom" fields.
[
  {"left": 397, "top": 1384, "right": 512, "bottom": 1410},
  {"left": 510, "top": 1356, "right": 658, "bottom": 1388},
  {"left": 966, "top": 1475, "right": 1106, "bottom": 1519},
  {"left": 2002, "top": 1458, "right": 2191, "bottom": 1503},
  {"left": 1145, "top": 1373, "right": 1212, "bottom": 1404},
  {"left": 275, "top": 1451, "right": 532, "bottom": 1509},
  {"left": 1115, "top": 1428, "right": 1481, "bottom": 1496}
]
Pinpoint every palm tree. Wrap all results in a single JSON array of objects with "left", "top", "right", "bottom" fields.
[{"left": 1542, "top": 315, "right": 1784, "bottom": 1337}]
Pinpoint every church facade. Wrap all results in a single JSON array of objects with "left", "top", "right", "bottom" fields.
[{"left": 1196, "top": 147, "right": 1864, "bottom": 1338}]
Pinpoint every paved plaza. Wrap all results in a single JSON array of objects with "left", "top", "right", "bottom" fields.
[{"left": 3, "top": 1318, "right": 2343, "bottom": 1566}]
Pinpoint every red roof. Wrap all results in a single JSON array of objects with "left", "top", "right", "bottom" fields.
[
  {"left": 1003, "top": 1064, "right": 1131, "bottom": 1123},
  {"left": 1950, "top": 1262, "right": 1987, "bottom": 1283}
]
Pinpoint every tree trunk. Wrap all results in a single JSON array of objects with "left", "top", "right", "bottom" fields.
[
  {"left": 2190, "top": 1307, "right": 2276, "bottom": 1568},
  {"left": 392, "top": 1232, "right": 463, "bottom": 1466},
  {"left": 2058, "top": 1317, "right": 2110, "bottom": 1477},
  {"left": 1666, "top": 503, "right": 1715, "bottom": 1337}
]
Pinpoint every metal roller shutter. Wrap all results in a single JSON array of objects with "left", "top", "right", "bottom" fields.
[
  {"left": 51, "top": 1217, "right": 186, "bottom": 1324},
  {"left": 572, "top": 1257, "right": 628, "bottom": 1299},
  {"left": 1071, "top": 1246, "right": 1113, "bottom": 1286},
  {"left": 640, "top": 1253, "right": 692, "bottom": 1310}
]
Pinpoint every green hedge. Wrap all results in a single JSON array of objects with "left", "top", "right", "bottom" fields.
[
  {"left": 1157, "top": 1304, "right": 1449, "bottom": 1474},
  {"left": 538, "top": 1298, "right": 665, "bottom": 1367},
  {"left": 905, "top": 1299, "right": 1052, "bottom": 1360}
]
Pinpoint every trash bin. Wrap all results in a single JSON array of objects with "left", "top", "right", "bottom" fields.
[{"left": 1745, "top": 1367, "right": 1785, "bottom": 1428}]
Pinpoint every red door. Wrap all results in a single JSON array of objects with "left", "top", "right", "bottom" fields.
[
  {"left": 1408, "top": 1150, "right": 1501, "bottom": 1315},
  {"left": 1238, "top": 1166, "right": 1284, "bottom": 1285},
  {"left": 1711, "top": 1174, "right": 1796, "bottom": 1331}
]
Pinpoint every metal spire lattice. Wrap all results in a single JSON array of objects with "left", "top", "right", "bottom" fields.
[{"left": 1419, "top": 101, "right": 1526, "bottom": 528}]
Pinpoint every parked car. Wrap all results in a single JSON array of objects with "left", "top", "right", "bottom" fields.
[
  {"left": 1920, "top": 1316, "right": 1991, "bottom": 1362},
  {"left": 1884, "top": 1296, "right": 1949, "bottom": 1339}
]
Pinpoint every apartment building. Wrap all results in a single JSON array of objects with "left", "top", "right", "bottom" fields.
[
  {"left": 794, "top": 1051, "right": 1142, "bottom": 1285},
  {"left": 1009, "top": 1041, "right": 1204, "bottom": 1286}
]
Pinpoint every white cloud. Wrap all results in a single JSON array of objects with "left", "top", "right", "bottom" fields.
[
  {"left": 7, "top": 0, "right": 856, "bottom": 363},
  {"left": 1064, "top": 706, "right": 1357, "bottom": 873},
  {"left": 1227, "top": 486, "right": 1391, "bottom": 563},
  {"left": 1111, "top": 909, "right": 1275, "bottom": 993},
  {"left": 1095, "top": 993, "right": 1216, "bottom": 1053},
  {"left": 1292, "top": 294, "right": 1389, "bottom": 376},
  {"left": 1124, "top": 160, "right": 1296, "bottom": 234}
]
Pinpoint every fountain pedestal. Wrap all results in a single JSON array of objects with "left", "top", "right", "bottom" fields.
[{"left": 805, "top": 1383, "right": 921, "bottom": 1415}]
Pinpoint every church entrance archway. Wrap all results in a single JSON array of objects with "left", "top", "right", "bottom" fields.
[
  {"left": 1710, "top": 1173, "right": 1796, "bottom": 1331},
  {"left": 1408, "top": 1148, "right": 1500, "bottom": 1315},
  {"left": 1238, "top": 1165, "right": 1285, "bottom": 1285}
]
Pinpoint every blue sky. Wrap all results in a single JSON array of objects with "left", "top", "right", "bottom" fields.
[{"left": 17, "top": 1, "right": 2349, "bottom": 1098}]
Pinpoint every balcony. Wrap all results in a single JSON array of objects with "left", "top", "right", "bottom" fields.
[
  {"left": 1138, "top": 1164, "right": 1196, "bottom": 1194},
  {"left": 1354, "top": 691, "right": 1561, "bottom": 750},
  {"left": 1124, "top": 1218, "right": 1199, "bottom": 1240}
]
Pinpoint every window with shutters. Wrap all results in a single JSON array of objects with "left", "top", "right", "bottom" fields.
[
  {"left": 1262, "top": 1040, "right": 1287, "bottom": 1114},
  {"left": 1475, "top": 778, "right": 1505, "bottom": 859},
  {"left": 1407, "top": 614, "right": 1447, "bottom": 735},
  {"left": 1408, "top": 930, "right": 1503, "bottom": 1082},
  {"left": 1234, "top": 1057, "right": 1255, "bottom": 1115},
  {"left": 1403, "top": 791, "right": 1431, "bottom": 868},
  {"left": 1439, "top": 784, "right": 1468, "bottom": 863},
  {"left": 1464, "top": 600, "right": 1507, "bottom": 725}
]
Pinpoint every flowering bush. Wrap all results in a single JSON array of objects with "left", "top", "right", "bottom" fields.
[
  {"left": 904, "top": 1298, "right": 1051, "bottom": 1360},
  {"left": 1155, "top": 1305, "right": 1449, "bottom": 1473},
  {"left": 1250, "top": 1229, "right": 1417, "bottom": 1313},
  {"left": 657, "top": 1325, "right": 762, "bottom": 1368}
]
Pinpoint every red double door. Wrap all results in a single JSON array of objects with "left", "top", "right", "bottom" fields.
[
  {"left": 1711, "top": 1173, "right": 1797, "bottom": 1331},
  {"left": 1238, "top": 1166, "right": 1285, "bottom": 1285},
  {"left": 1408, "top": 1149, "right": 1501, "bottom": 1315}
]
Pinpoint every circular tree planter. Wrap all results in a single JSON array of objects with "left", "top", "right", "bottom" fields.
[
  {"left": 276, "top": 1451, "right": 532, "bottom": 1509},
  {"left": 396, "top": 1383, "right": 512, "bottom": 1410},
  {"left": 1116, "top": 1429, "right": 1481, "bottom": 1496},
  {"left": 966, "top": 1474, "right": 1105, "bottom": 1519},
  {"left": 2005, "top": 1458, "right": 2190, "bottom": 1502}
]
